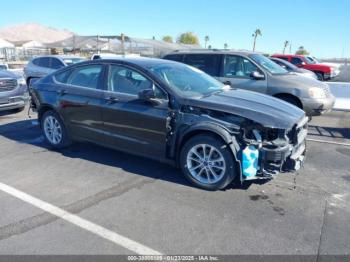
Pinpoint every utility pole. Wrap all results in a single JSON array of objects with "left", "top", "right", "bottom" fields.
[
  {"left": 73, "top": 34, "right": 76, "bottom": 54},
  {"left": 121, "top": 33, "right": 125, "bottom": 54},
  {"left": 96, "top": 35, "right": 99, "bottom": 53}
]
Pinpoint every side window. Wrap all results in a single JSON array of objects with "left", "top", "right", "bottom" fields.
[
  {"left": 50, "top": 58, "right": 65, "bottom": 69},
  {"left": 291, "top": 57, "right": 303, "bottom": 65},
  {"left": 184, "top": 54, "right": 221, "bottom": 76},
  {"left": 39, "top": 57, "right": 50, "bottom": 68},
  {"left": 274, "top": 60, "right": 288, "bottom": 69},
  {"left": 224, "top": 56, "right": 258, "bottom": 78},
  {"left": 277, "top": 57, "right": 289, "bottom": 62},
  {"left": 66, "top": 65, "right": 103, "bottom": 89},
  {"left": 54, "top": 70, "right": 71, "bottom": 83},
  {"left": 108, "top": 65, "right": 153, "bottom": 96},
  {"left": 164, "top": 54, "right": 183, "bottom": 62},
  {"left": 32, "top": 58, "right": 41, "bottom": 66}
]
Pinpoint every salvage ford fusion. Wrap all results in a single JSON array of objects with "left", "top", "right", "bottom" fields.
[{"left": 30, "top": 58, "right": 307, "bottom": 190}]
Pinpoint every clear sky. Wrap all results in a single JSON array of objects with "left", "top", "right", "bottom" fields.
[{"left": 1, "top": 0, "right": 349, "bottom": 58}]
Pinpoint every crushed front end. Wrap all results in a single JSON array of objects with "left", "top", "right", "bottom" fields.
[{"left": 240, "top": 116, "right": 308, "bottom": 181}]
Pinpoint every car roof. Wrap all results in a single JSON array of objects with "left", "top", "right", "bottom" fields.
[
  {"left": 32, "top": 55, "right": 84, "bottom": 60},
  {"left": 78, "top": 57, "right": 181, "bottom": 68},
  {"left": 273, "top": 54, "right": 304, "bottom": 58},
  {"left": 165, "top": 49, "right": 260, "bottom": 56}
]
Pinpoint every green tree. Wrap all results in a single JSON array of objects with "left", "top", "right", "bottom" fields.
[
  {"left": 252, "top": 28, "right": 262, "bottom": 51},
  {"left": 224, "top": 43, "right": 228, "bottom": 50},
  {"left": 283, "top": 40, "right": 289, "bottom": 54},
  {"left": 204, "top": 35, "right": 210, "bottom": 48},
  {"left": 162, "top": 36, "right": 173, "bottom": 43},
  {"left": 177, "top": 32, "right": 200, "bottom": 45},
  {"left": 295, "top": 46, "right": 310, "bottom": 55}
]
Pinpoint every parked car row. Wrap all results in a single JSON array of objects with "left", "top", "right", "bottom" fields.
[
  {"left": 163, "top": 50, "right": 335, "bottom": 117},
  {"left": 271, "top": 54, "right": 340, "bottom": 81}
]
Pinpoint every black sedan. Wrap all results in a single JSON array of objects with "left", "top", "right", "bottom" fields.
[{"left": 30, "top": 58, "right": 307, "bottom": 190}]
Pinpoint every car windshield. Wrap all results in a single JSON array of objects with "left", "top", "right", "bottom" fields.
[
  {"left": 305, "top": 57, "right": 316, "bottom": 64},
  {"left": 250, "top": 54, "right": 288, "bottom": 74},
  {"left": 63, "top": 58, "right": 86, "bottom": 65},
  {"left": 0, "top": 65, "right": 7, "bottom": 70},
  {"left": 149, "top": 63, "right": 227, "bottom": 97}
]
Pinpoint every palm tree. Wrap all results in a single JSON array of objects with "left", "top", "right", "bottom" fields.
[
  {"left": 224, "top": 43, "right": 228, "bottom": 50},
  {"left": 204, "top": 35, "right": 210, "bottom": 49},
  {"left": 283, "top": 41, "right": 289, "bottom": 54},
  {"left": 252, "top": 29, "right": 262, "bottom": 52}
]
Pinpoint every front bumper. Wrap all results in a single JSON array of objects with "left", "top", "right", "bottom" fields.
[
  {"left": 301, "top": 95, "right": 336, "bottom": 116},
  {"left": 242, "top": 117, "right": 308, "bottom": 181},
  {"left": 0, "top": 92, "right": 30, "bottom": 111}
]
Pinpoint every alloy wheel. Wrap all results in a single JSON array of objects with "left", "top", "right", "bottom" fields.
[
  {"left": 186, "top": 144, "right": 226, "bottom": 184},
  {"left": 43, "top": 116, "right": 62, "bottom": 145}
]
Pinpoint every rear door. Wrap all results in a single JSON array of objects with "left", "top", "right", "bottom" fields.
[
  {"left": 219, "top": 55, "right": 267, "bottom": 93},
  {"left": 53, "top": 64, "right": 106, "bottom": 143},
  {"left": 100, "top": 64, "right": 169, "bottom": 158}
]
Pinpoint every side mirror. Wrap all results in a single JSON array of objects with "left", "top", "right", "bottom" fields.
[
  {"left": 138, "top": 89, "right": 156, "bottom": 101},
  {"left": 250, "top": 71, "right": 265, "bottom": 80}
]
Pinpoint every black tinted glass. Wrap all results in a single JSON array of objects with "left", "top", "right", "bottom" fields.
[
  {"left": 108, "top": 65, "right": 152, "bottom": 95},
  {"left": 184, "top": 54, "right": 221, "bottom": 76},
  {"left": 164, "top": 54, "right": 183, "bottom": 62},
  {"left": 66, "top": 65, "right": 103, "bottom": 89},
  {"left": 50, "top": 58, "right": 64, "bottom": 69},
  {"left": 291, "top": 57, "right": 303, "bottom": 65},
  {"left": 39, "top": 57, "right": 50, "bottom": 68}
]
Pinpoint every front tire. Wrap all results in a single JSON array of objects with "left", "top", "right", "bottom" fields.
[
  {"left": 41, "top": 110, "right": 71, "bottom": 149},
  {"left": 180, "top": 134, "right": 237, "bottom": 190},
  {"left": 315, "top": 72, "right": 324, "bottom": 81}
]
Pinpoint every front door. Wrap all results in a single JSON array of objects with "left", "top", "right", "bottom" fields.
[
  {"left": 218, "top": 55, "right": 268, "bottom": 94},
  {"left": 101, "top": 64, "right": 169, "bottom": 159}
]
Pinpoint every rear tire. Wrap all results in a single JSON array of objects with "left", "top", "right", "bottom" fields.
[
  {"left": 41, "top": 110, "right": 71, "bottom": 149},
  {"left": 180, "top": 134, "right": 236, "bottom": 190}
]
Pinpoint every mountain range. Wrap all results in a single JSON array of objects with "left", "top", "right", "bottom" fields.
[{"left": 0, "top": 23, "right": 74, "bottom": 43}]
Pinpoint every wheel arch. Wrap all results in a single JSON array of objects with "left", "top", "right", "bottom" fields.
[
  {"left": 176, "top": 123, "right": 242, "bottom": 180},
  {"left": 273, "top": 93, "right": 303, "bottom": 109},
  {"left": 38, "top": 104, "right": 59, "bottom": 124}
]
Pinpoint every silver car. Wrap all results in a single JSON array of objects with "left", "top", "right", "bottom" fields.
[
  {"left": 24, "top": 55, "right": 86, "bottom": 85},
  {"left": 163, "top": 50, "right": 335, "bottom": 117},
  {"left": 0, "top": 70, "right": 29, "bottom": 112}
]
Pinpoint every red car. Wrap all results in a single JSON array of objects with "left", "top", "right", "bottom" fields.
[{"left": 272, "top": 54, "right": 339, "bottom": 81}]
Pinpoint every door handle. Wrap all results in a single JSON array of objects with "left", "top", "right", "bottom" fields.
[
  {"left": 105, "top": 96, "right": 119, "bottom": 104},
  {"left": 223, "top": 81, "right": 231, "bottom": 85}
]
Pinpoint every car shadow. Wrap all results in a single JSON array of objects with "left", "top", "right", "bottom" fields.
[
  {"left": 0, "top": 119, "right": 255, "bottom": 191},
  {"left": 308, "top": 125, "right": 350, "bottom": 140}
]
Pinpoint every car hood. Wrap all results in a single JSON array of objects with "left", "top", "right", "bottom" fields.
[
  {"left": 186, "top": 89, "right": 305, "bottom": 129},
  {"left": 0, "top": 70, "right": 18, "bottom": 79},
  {"left": 269, "top": 73, "right": 327, "bottom": 89}
]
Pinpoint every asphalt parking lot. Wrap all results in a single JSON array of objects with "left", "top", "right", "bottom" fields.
[{"left": 0, "top": 107, "right": 349, "bottom": 256}]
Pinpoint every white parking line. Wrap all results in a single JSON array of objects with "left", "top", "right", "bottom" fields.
[
  {"left": 0, "top": 182, "right": 162, "bottom": 255},
  {"left": 307, "top": 138, "right": 350, "bottom": 147}
]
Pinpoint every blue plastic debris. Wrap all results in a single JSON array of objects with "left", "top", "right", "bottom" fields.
[{"left": 242, "top": 145, "right": 259, "bottom": 178}]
